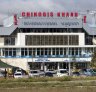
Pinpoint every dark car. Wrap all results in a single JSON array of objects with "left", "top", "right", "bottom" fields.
[
  {"left": 91, "top": 69, "right": 96, "bottom": 76},
  {"left": 79, "top": 69, "right": 94, "bottom": 76},
  {"left": 45, "top": 72, "right": 53, "bottom": 77},
  {"left": 72, "top": 72, "right": 80, "bottom": 76}
]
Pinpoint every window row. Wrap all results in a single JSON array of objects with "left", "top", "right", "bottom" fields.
[
  {"left": 0, "top": 48, "right": 93, "bottom": 58},
  {"left": 4, "top": 37, "right": 15, "bottom": 45},
  {"left": 20, "top": 28, "right": 83, "bottom": 33},
  {"left": 25, "top": 35, "right": 79, "bottom": 45}
]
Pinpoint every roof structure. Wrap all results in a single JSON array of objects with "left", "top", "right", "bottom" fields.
[
  {"left": 83, "top": 24, "right": 96, "bottom": 35},
  {"left": 0, "top": 25, "right": 17, "bottom": 35}
]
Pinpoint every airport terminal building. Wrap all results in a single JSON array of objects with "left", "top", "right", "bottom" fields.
[{"left": 0, "top": 11, "right": 96, "bottom": 71}]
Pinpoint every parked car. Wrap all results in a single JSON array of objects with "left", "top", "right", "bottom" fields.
[
  {"left": 79, "top": 69, "right": 94, "bottom": 76},
  {"left": 0, "top": 72, "right": 4, "bottom": 77},
  {"left": 91, "top": 69, "right": 96, "bottom": 76},
  {"left": 57, "top": 69, "right": 68, "bottom": 77},
  {"left": 72, "top": 71, "right": 80, "bottom": 76},
  {"left": 14, "top": 73, "right": 23, "bottom": 78},
  {"left": 45, "top": 69, "right": 57, "bottom": 77},
  {"left": 15, "top": 69, "right": 22, "bottom": 73},
  {"left": 46, "top": 69, "right": 57, "bottom": 73},
  {"left": 29, "top": 70, "right": 40, "bottom": 77},
  {"left": 45, "top": 72, "right": 53, "bottom": 77},
  {"left": 39, "top": 70, "right": 45, "bottom": 77}
]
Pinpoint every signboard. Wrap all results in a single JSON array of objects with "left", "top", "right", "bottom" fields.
[
  {"left": 27, "top": 57, "right": 91, "bottom": 62},
  {"left": 18, "top": 18, "right": 82, "bottom": 28},
  {"left": 63, "top": 58, "right": 91, "bottom": 62},
  {"left": 35, "top": 58, "right": 50, "bottom": 62},
  {"left": 21, "top": 12, "right": 78, "bottom": 18},
  {"left": 76, "top": 58, "right": 91, "bottom": 62}
]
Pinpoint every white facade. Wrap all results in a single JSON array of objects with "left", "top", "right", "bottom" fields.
[
  {"left": 0, "top": 12, "right": 96, "bottom": 70},
  {"left": 15, "top": 33, "right": 84, "bottom": 46}
]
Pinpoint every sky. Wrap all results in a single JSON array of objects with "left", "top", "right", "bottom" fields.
[{"left": 0, "top": 0, "right": 96, "bottom": 20}]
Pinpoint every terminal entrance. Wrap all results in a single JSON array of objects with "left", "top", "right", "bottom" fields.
[
  {"left": 28, "top": 62, "right": 89, "bottom": 71},
  {"left": 28, "top": 62, "right": 69, "bottom": 71}
]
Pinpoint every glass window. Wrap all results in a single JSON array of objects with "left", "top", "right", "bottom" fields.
[
  {"left": 25, "top": 35, "right": 78, "bottom": 46},
  {"left": 4, "top": 37, "right": 15, "bottom": 45}
]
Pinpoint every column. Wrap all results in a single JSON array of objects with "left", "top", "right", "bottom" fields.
[
  {"left": 41, "top": 63, "right": 44, "bottom": 70},
  {"left": 1, "top": 48, "right": 3, "bottom": 57},
  {"left": 67, "top": 48, "right": 69, "bottom": 57},
  {"left": 12, "top": 48, "right": 13, "bottom": 56},
  {"left": 44, "top": 64, "right": 47, "bottom": 71},
  {"left": 35, "top": 48, "right": 37, "bottom": 56},
  {"left": 44, "top": 48, "right": 45, "bottom": 56},
  {"left": 57, "top": 62, "right": 60, "bottom": 70},
  {"left": 55, "top": 48, "right": 56, "bottom": 56},
  {"left": 63, "top": 48, "right": 64, "bottom": 56},
  {"left": 27, "top": 48, "right": 29, "bottom": 56},
  {"left": 78, "top": 48, "right": 80, "bottom": 57},
  {"left": 16, "top": 48, "right": 21, "bottom": 57},
  {"left": 68, "top": 61, "right": 71, "bottom": 76},
  {"left": 51, "top": 48, "right": 52, "bottom": 56}
]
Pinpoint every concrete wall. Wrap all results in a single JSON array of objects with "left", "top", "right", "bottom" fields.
[
  {"left": 0, "top": 37, "right": 4, "bottom": 46},
  {"left": 16, "top": 33, "right": 25, "bottom": 46},
  {"left": 79, "top": 33, "right": 85, "bottom": 46}
]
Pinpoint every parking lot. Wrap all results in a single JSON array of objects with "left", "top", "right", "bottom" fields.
[
  {"left": 1, "top": 68, "right": 96, "bottom": 79},
  {"left": 13, "top": 68, "right": 96, "bottom": 78}
]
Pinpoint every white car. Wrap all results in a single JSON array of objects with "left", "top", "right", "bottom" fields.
[
  {"left": 57, "top": 69, "right": 68, "bottom": 77},
  {"left": 14, "top": 73, "right": 23, "bottom": 78},
  {"left": 29, "top": 70, "right": 40, "bottom": 77}
]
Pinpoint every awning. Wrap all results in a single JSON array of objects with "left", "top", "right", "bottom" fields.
[{"left": 0, "top": 60, "right": 15, "bottom": 68}]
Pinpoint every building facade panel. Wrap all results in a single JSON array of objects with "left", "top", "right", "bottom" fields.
[{"left": 18, "top": 18, "right": 83, "bottom": 28}]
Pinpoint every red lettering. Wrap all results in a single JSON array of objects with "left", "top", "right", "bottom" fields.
[
  {"left": 66, "top": 12, "right": 69, "bottom": 17},
  {"left": 50, "top": 12, "right": 53, "bottom": 17},
  {"left": 38, "top": 12, "right": 42, "bottom": 17},
  {"left": 34, "top": 12, "right": 37, "bottom": 17},
  {"left": 70, "top": 12, "right": 73, "bottom": 17},
  {"left": 14, "top": 15, "right": 17, "bottom": 20},
  {"left": 22, "top": 12, "right": 25, "bottom": 17},
  {"left": 62, "top": 12, "right": 65, "bottom": 17},
  {"left": 43, "top": 12, "right": 46, "bottom": 17},
  {"left": 83, "top": 16, "right": 86, "bottom": 23},
  {"left": 21, "top": 11, "right": 79, "bottom": 18},
  {"left": 57, "top": 12, "right": 60, "bottom": 17},
  {"left": 26, "top": 12, "right": 30, "bottom": 17},
  {"left": 75, "top": 12, "right": 78, "bottom": 17},
  {"left": 14, "top": 14, "right": 17, "bottom": 25}
]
